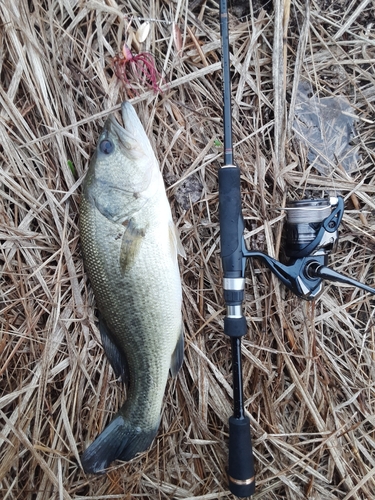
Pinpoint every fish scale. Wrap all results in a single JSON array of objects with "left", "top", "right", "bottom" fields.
[{"left": 79, "top": 102, "right": 184, "bottom": 473}]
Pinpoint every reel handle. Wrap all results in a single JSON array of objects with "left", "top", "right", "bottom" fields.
[{"left": 308, "top": 264, "right": 375, "bottom": 295}]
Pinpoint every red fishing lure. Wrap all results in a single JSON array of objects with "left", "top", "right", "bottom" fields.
[{"left": 113, "top": 43, "right": 162, "bottom": 95}]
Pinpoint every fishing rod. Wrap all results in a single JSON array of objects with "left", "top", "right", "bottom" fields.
[
  {"left": 218, "top": 0, "right": 255, "bottom": 497},
  {"left": 218, "top": 2, "right": 375, "bottom": 498}
]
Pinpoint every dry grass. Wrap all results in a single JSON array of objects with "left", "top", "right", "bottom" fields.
[{"left": 1, "top": 0, "right": 375, "bottom": 498}]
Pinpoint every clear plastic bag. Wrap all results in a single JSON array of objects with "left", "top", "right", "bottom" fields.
[{"left": 293, "top": 82, "right": 360, "bottom": 174}]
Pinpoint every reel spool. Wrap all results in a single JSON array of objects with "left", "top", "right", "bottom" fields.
[{"left": 284, "top": 197, "right": 343, "bottom": 259}]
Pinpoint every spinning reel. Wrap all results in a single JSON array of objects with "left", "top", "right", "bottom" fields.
[{"left": 244, "top": 196, "right": 375, "bottom": 299}]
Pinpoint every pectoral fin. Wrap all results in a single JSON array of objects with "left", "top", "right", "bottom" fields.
[
  {"left": 169, "top": 328, "right": 184, "bottom": 377},
  {"left": 120, "top": 219, "right": 146, "bottom": 273},
  {"left": 98, "top": 313, "right": 129, "bottom": 385}
]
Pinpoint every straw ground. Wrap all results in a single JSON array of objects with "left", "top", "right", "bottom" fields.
[{"left": 0, "top": 0, "right": 375, "bottom": 498}]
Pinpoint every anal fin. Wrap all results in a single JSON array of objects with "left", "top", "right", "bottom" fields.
[
  {"left": 98, "top": 313, "right": 129, "bottom": 385},
  {"left": 169, "top": 327, "right": 184, "bottom": 377}
]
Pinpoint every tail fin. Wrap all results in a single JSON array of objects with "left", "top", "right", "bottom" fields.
[{"left": 81, "top": 414, "right": 159, "bottom": 474}]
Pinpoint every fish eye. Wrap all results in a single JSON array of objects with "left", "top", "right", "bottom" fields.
[{"left": 99, "top": 139, "right": 114, "bottom": 154}]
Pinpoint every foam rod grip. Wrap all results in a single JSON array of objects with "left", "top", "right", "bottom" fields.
[
  {"left": 228, "top": 415, "right": 255, "bottom": 497},
  {"left": 218, "top": 167, "right": 244, "bottom": 274}
]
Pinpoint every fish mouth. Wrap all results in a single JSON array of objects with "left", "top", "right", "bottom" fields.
[{"left": 104, "top": 102, "right": 152, "bottom": 155}]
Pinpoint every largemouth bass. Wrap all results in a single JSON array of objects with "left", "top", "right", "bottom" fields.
[{"left": 79, "top": 102, "right": 185, "bottom": 474}]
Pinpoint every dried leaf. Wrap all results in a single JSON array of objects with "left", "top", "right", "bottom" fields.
[
  {"left": 175, "top": 175, "right": 203, "bottom": 210},
  {"left": 136, "top": 21, "right": 150, "bottom": 43},
  {"left": 172, "top": 22, "right": 182, "bottom": 55}
]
